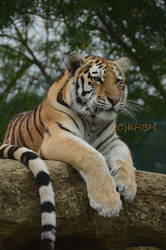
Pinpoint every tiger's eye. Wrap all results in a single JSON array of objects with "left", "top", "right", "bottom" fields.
[
  {"left": 93, "top": 77, "right": 102, "bottom": 83},
  {"left": 116, "top": 79, "right": 122, "bottom": 85}
]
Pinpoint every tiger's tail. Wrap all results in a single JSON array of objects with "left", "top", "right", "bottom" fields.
[{"left": 0, "top": 144, "right": 56, "bottom": 250}]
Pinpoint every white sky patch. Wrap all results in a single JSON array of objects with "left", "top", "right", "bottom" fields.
[
  {"left": 161, "top": 75, "right": 166, "bottom": 90},
  {"left": 148, "top": 86, "right": 156, "bottom": 95},
  {"left": 137, "top": 98, "right": 144, "bottom": 105}
]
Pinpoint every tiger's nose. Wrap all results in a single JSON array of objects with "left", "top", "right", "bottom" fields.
[{"left": 107, "top": 97, "right": 120, "bottom": 105}]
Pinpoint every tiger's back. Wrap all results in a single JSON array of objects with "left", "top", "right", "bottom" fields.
[
  {"left": 4, "top": 105, "right": 44, "bottom": 152},
  {"left": 3, "top": 70, "right": 73, "bottom": 154}
]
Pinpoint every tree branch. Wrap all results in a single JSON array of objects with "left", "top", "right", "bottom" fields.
[{"left": 12, "top": 22, "right": 52, "bottom": 83}]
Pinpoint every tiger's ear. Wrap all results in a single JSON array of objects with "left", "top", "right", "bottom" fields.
[
  {"left": 114, "top": 57, "right": 131, "bottom": 73},
  {"left": 66, "top": 53, "right": 85, "bottom": 76}
]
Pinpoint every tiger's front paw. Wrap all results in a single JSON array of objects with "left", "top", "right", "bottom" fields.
[
  {"left": 87, "top": 175, "right": 122, "bottom": 217},
  {"left": 113, "top": 167, "right": 137, "bottom": 201}
]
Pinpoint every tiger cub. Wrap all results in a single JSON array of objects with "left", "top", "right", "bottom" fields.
[{"left": 0, "top": 54, "right": 137, "bottom": 250}]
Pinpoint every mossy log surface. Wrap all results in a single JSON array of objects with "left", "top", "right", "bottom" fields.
[{"left": 0, "top": 159, "right": 166, "bottom": 250}]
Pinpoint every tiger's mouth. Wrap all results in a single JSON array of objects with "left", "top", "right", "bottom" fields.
[{"left": 85, "top": 103, "right": 120, "bottom": 115}]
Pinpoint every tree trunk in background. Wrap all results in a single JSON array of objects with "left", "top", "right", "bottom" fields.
[{"left": 0, "top": 159, "right": 166, "bottom": 250}]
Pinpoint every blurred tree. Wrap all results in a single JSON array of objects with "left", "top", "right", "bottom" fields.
[
  {"left": 0, "top": 0, "right": 35, "bottom": 28},
  {"left": 0, "top": 0, "right": 166, "bottom": 101}
]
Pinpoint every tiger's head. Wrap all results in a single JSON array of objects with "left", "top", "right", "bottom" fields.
[{"left": 66, "top": 53, "right": 130, "bottom": 120}]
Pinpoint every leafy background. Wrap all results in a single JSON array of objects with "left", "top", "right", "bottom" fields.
[{"left": 0, "top": 0, "right": 165, "bottom": 173}]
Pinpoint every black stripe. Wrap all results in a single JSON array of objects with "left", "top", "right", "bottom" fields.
[
  {"left": 75, "top": 79, "right": 79, "bottom": 97},
  {"left": 41, "top": 239, "right": 54, "bottom": 250},
  {"left": 82, "top": 89, "right": 93, "bottom": 97},
  {"left": 96, "top": 62, "right": 102, "bottom": 66},
  {"left": 11, "top": 116, "right": 21, "bottom": 144},
  {"left": 41, "top": 224, "right": 56, "bottom": 233},
  {"left": 38, "top": 103, "right": 45, "bottom": 130},
  {"left": 18, "top": 116, "right": 27, "bottom": 147},
  {"left": 26, "top": 112, "right": 33, "bottom": 142},
  {"left": 20, "top": 151, "right": 38, "bottom": 167},
  {"left": 84, "top": 68, "right": 89, "bottom": 74},
  {"left": 56, "top": 122, "right": 76, "bottom": 135},
  {"left": 95, "top": 121, "right": 113, "bottom": 138},
  {"left": 102, "top": 140, "right": 119, "bottom": 156},
  {"left": 0, "top": 145, "right": 10, "bottom": 158},
  {"left": 86, "top": 120, "right": 97, "bottom": 134},
  {"left": 76, "top": 97, "right": 85, "bottom": 105},
  {"left": 102, "top": 137, "right": 120, "bottom": 155},
  {"left": 45, "top": 127, "right": 51, "bottom": 137},
  {"left": 80, "top": 76, "right": 93, "bottom": 97},
  {"left": 56, "top": 109, "right": 80, "bottom": 130},
  {"left": 81, "top": 75, "right": 84, "bottom": 85},
  {"left": 7, "top": 145, "right": 20, "bottom": 159},
  {"left": 111, "top": 168, "right": 119, "bottom": 176},
  {"left": 109, "top": 145, "right": 119, "bottom": 152},
  {"left": 36, "top": 171, "right": 50, "bottom": 188},
  {"left": 88, "top": 121, "right": 113, "bottom": 142},
  {"left": 98, "top": 65, "right": 103, "bottom": 69},
  {"left": 106, "top": 108, "right": 118, "bottom": 114},
  {"left": 88, "top": 72, "right": 91, "bottom": 79},
  {"left": 41, "top": 201, "right": 55, "bottom": 213},
  {"left": 96, "top": 133, "right": 114, "bottom": 150},
  {"left": 33, "top": 107, "right": 43, "bottom": 138},
  {"left": 57, "top": 84, "right": 71, "bottom": 109},
  {"left": 110, "top": 137, "right": 120, "bottom": 143}
]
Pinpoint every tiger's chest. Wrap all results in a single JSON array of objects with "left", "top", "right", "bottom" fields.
[{"left": 82, "top": 118, "right": 116, "bottom": 152}]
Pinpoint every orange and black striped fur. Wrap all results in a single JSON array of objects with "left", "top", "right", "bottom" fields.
[{"left": 0, "top": 54, "right": 137, "bottom": 250}]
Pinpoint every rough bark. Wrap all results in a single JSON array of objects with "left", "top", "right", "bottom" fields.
[{"left": 0, "top": 159, "right": 166, "bottom": 250}]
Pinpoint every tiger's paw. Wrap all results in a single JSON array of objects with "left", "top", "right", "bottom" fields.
[
  {"left": 113, "top": 168, "right": 137, "bottom": 201},
  {"left": 87, "top": 176, "right": 122, "bottom": 217}
]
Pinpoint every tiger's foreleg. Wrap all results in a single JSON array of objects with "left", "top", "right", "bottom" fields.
[
  {"left": 105, "top": 140, "right": 137, "bottom": 201},
  {"left": 40, "top": 132, "right": 122, "bottom": 217}
]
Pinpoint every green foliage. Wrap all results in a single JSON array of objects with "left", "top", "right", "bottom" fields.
[{"left": 0, "top": 0, "right": 36, "bottom": 28}]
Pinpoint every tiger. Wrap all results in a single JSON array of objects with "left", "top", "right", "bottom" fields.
[{"left": 0, "top": 53, "right": 137, "bottom": 250}]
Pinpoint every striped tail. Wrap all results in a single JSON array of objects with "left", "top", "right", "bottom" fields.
[{"left": 0, "top": 144, "right": 56, "bottom": 250}]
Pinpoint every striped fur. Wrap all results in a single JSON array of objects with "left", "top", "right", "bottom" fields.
[
  {"left": 1, "top": 54, "right": 137, "bottom": 249},
  {"left": 0, "top": 144, "right": 55, "bottom": 250}
]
